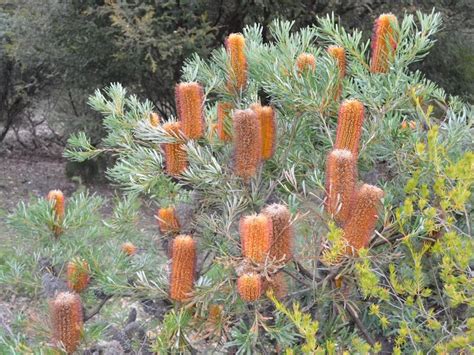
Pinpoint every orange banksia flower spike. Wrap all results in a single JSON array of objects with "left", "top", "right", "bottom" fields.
[
  {"left": 232, "top": 109, "right": 262, "bottom": 181},
  {"left": 334, "top": 99, "right": 365, "bottom": 159},
  {"left": 370, "top": 13, "right": 398, "bottom": 73},
  {"left": 262, "top": 204, "right": 293, "bottom": 263},
  {"left": 266, "top": 272, "right": 287, "bottom": 299},
  {"left": 225, "top": 33, "right": 247, "bottom": 92},
  {"left": 325, "top": 149, "right": 357, "bottom": 225},
  {"left": 175, "top": 82, "right": 205, "bottom": 139},
  {"left": 149, "top": 112, "right": 161, "bottom": 127},
  {"left": 251, "top": 104, "right": 277, "bottom": 160},
  {"left": 327, "top": 46, "right": 346, "bottom": 78},
  {"left": 121, "top": 242, "right": 137, "bottom": 256},
  {"left": 162, "top": 122, "right": 188, "bottom": 177},
  {"left": 240, "top": 214, "right": 273, "bottom": 263},
  {"left": 169, "top": 235, "right": 196, "bottom": 302},
  {"left": 47, "top": 190, "right": 65, "bottom": 237},
  {"left": 66, "top": 259, "right": 90, "bottom": 293},
  {"left": 51, "top": 292, "right": 83, "bottom": 354},
  {"left": 217, "top": 101, "right": 233, "bottom": 141},
  {"left": 237, "top": 273, "right": 262, "bottom": 302},
  {"left": 157, "top": 206, "right": 180, "bottom": 234},
  {"left": 343, "top": 184, "right": 384, "bottom": 252},
  {"left": 296, "top": 53, "right": 316, "bottom": 74}
]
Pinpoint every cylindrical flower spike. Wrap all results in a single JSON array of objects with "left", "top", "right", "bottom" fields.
[
  {"left": 157, "top": 207, "right": 180, "bottom": 234},
  {"left": 149, "top": 112, "right": 161, "bottom": 127},
  {"left": 325, "top": 149, "right": 357, "bottom": 225},
  {"left": 66, "top": 259, "right": 90, "bottom": 293},
  {"left": 334, "top": 99, "right": 365, "bottom": 159},
  {"left": 162, "top": 122, "right": 188, "bottom": 177},
  {"left": 343, "top": 184, "right": 384, "bottom": 252},
  {"left": 232, "top": 109, "right": 262, "bottom": 181},
  {"left": 217, "top": 101, "right": 233, "bottom": 141},
  {"left": 296, "top": 53, "right": 316, "bottom": 74},
  {"left": 175, "top": 82, "right": 205, "bottom": 139},
  {"left": 261, "top": 204, "right": 293, "bottom": 263},
  {"left": 121, "top": 242, "right": 137, "bottom": 256},
  {"left": 237, "top": 273, "right": 262, "bottom": 302},
  {"left": 240, "top": 214, "right": 273, "bottom": 263},
  {"left": 370, "top": 13, "right": 398, "bottom": 74},
  {"left": 266, "top": 272, "right": 287, "bottom": 299},
  {"left": 327, "top": 46, "right": 346, "bottom": 78},
  {"left": 225, "top": 33, "right": 247, "bottom": 92},
  {"left": 251, "top": 104, "right": 277, "bottom": 160},
  {"left": 51, "top": 292, "right": 83, "bottom": 354},
  {"left": 47, "top": 190, "right": 65, "bottom": 237},
  {"left": 169, "top": 235, "right": 196, "bottom": 302}
]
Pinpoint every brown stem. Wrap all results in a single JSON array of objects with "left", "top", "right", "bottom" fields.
[
  {"left": 346, "top": 305, "right": 375, "bottom": 346},
  {"left": 84, "top": 295, "right": 113, "bottom": 322}
]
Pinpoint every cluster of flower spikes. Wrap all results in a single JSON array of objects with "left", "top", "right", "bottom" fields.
[{"left": 237, "top": 204, "right": 293, "bottom": 302}]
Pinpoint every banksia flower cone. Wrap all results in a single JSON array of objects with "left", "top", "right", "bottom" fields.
[
  {"left": 296, "top": 53, "right": 316, "bottom": 74},
  {"left": 66, "top": 259, "right": 90, "bottom": 293},
  {"left": 240, "top": 214, "right": 273, "bottom": 263},
  {"left": 157, "top": 207, "right": 180, "bottom": 234},
  {"left": 149, "top": 112, "right": 161, "bottom": 127},
  {"left": 162, "top": 122, "right": 188, "bottom": 177},
  {"left": 217, "top": 101, "right": 233, "bottom": 141},
  {"left": 325, "top": 149, "right": 357, "bottom": 225},
  {"left": 233, "top": 109, "right": 262, "bottom": 181},
  {"left": 251, "top": 104, "right": 277, "bottom": 160},
  {"left": 370, "top": 13, "right": 398, "bottom": 73},
  {"left": 51, "top": 292, "right": 83, "bottom": 354},
  {"left": 175, "top": 82, "right": 205, "bottom": 139},
  {"left": 334, "top": 99, "right": 365, "bottom": 159},
  {"left": 47, "top": 190, "right": 65, "bottom": 237},
  {"left": 237, "top": 273, "right": 262, "bottom": 302},
  {"left": 121, "top": 242, "right": 137, "bottom": 256},
  {"left": 169, "top": 235, "right": 196, "bottom": 302},
  {"left": 327, "top": 46, "right": 346, "bottom": 78},
  {"left": 266, "top": 272, "right": 287, "bottom": 299},
  {"left": 262, "top": 204, "right": 293, "bottom": 263},
  {"left": 226, "top": 33, "right": 247, "bottom": 92},
  {"left": 343, "top": 184, "right": 384, "bottom": 252}
]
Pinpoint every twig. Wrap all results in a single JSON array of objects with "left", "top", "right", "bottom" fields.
[
  {"left": 84, "top": 295, "right": 113, "bottom": 322},
  {"left": 345, "top": 304, "right": 375, "bottom": 346},
  {"left": 282, "top": 268, "right": 313, "bottom": 288},
  {"left": 293, "top": 261, "right": 315, "bottom": 280}
]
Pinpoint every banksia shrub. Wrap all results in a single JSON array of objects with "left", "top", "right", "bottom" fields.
[
  {"left": 175, "top": 82, "right": 205, "bottom": 139},
  {"left": 343, "top": 184, "right": 384, "bottom": 252},
  {"left": 225, "top": 33, "right": 247, "bottom": 92},
  {"left": 121, "top": 242, "right": 137, "bottom": 256},
  {"left": 325, "top": 149, "right": 357, "bottom": 225},
  {"left": 232, "top": 109, "right": 262, "bottom": 181},
  {"left": 237, "top": 273, "right": 262, "bottom": 302},
  {"left": 261, "top": 204, "right": 293, "bottom": 262},
  {"left": 66, "top": 259, "right": 90, "bottom": 293},
  {"left": 266, "top": 272, "right": 287, "bottom": 299},
  {"left": 240, "top": 214, "right": 273, "bottom": 263},
  {"left": 334, "top": 99, "right": 365, "bottom": 159},
  {"left": 162, "top": 122, "right": 188, "bottom": 177},
  {"left": 47, "top": 190, "right": 65, "bottom": 237},
  {"left": 251, "top": 104, "right": 277, "bottom": 160},
  {"left": 217, "top": 101, "right": 233, "bottom": 141},
  {"left": 149, "top": 112, "right": 161, "bottom": 127},
  {"left": 50, "top": 292, "right": 83, "bottom": 354},
  {"left": 169, "top": 235, "right": 196, "bottom": 302},
  {"left": 295, "top": 52, "right": 316, "bottom": 74},
  {"left": 157, "top": 206, "right": 180, "bottom": 234},
  {"left": 370, "top": 13, "right": 398, "bottom": 73}
]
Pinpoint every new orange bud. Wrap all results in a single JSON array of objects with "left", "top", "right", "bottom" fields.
[
  {"left": 370, "top": 13, "right": 398, "bottom": 74},
  {"left": 266, "top": 272, "right": 287, "bottom": 299},
  {"left": 66, "top": 259, "right": 90, "bottom": 293},
  {"left": 296, "top": 53, "right": 316, "bottom": 74},
  {"left": 232, "top": 109, "right": 262, "bottom": 181},
  {"left": 343, "top": 184, "right": 384, "bottom": 252},
  {"left": 157, "top": 206, "right": 180, "bottom": 234},
  {"left": 149, "top": 112, "right": 161, "bottom": 127},
  {"left": 251, "top": 104, "right": 277, "bottom": 160},
  {"left": 240, "top": 214, "right": 273, "bottom": 263},
  {"left": 225, "top": 33, "right": 247, "bottom": 92},
  {"left": 47, "top": 190, "right": 65, "bottom": 237},
  {"left": 401, "top": 120, "right": 416, "bottom": 129},
  {"left": 325, "top": 149, "right": 357, "bottom": 225},
  {"left": 327, "top": 46, "right": 346, "bottom": 78},
  {"left": 169, "top": 235, "right": 196, "bottom": 302},
  {"left": 162, "top": 122, "right": 188, "bottom": 177},
  {"left": 51, "top": 292, "right": 83, "bottom": 354},
  {"left": 208, "top": 304, "right": 223, "bottom": 324},
  {"left": 334, "top": 99, "right": 365, "bottom": 159},
  {"left": 121, "top": 242, "right": 137, "bottom": 256},
  {"left": 261, "top": 204, "right": 293, "bottom": 262},
  {"left": 237, "top": 273, "right": 262, "bottom": 302},
  {"left": 175, "top": 82, "right": 205, "bottom": 139},
  {"left": 217, "top": 101, "right": 233, "bottom": 141}
]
